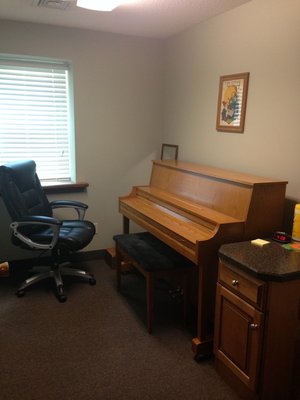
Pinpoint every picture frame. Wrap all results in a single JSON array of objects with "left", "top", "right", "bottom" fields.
[
  {"left": 216, "top": 72, "right": 249, "bottom": 133},
  {"left": 160, "top": 143, "right": 179, "bottom": 160}
]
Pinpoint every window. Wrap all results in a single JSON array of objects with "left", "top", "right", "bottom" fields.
[{"left": 0, "top": 54, "right": 76, "bottom": 182}]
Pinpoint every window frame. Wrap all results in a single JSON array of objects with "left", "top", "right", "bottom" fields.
[{"left": 0, "top": 53, "right": 76, "bottom": 183}]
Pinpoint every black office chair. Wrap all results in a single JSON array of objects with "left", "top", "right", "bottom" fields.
[{"left": 0, "top": 160, "right": 96, "bottom": 302}]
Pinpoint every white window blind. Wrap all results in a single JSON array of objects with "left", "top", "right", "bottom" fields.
[{"left": 0, "top": 54, "right": 75, "bottom": 181}]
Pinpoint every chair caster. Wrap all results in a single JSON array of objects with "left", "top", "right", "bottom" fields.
[
  {"left": 58, "top": 295, "right": 67, "bottom": 303},
  {"left": 16, "top": 289, "right": 25, "bottom": 297},
  {"left": 57, "top": 285, "right": 67, "bottom": 303},
  {"left": 89, "top": 277, "right": 96, "bottom": 285}
]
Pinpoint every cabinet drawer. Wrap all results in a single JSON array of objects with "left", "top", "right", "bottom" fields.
[{"left": 219, "top": 261, "right": 266, "bottom": 309}]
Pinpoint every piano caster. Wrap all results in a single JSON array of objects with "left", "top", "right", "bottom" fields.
[{"left": 192, "top": 337, "right": 213, "bottom": 361}]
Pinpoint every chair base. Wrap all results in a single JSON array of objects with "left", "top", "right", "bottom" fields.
[{"left": 16, "top": 264, "right": 96, "bottom": 302}]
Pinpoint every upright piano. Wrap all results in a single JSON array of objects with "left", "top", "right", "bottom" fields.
[{"left": 119, "top": 160, "right": 287, "bottom": 358}]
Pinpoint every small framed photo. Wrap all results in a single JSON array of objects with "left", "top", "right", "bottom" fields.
[
  {"left": 216, "top": 72, "right": 249, "bottom": 133},
  {"left": 160, "top": 143, "right": 179, "bottom": 160}
]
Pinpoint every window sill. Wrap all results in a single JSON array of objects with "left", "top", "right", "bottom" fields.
[{"left": 42, "top": 182, "right": 89, "bottom": 194}]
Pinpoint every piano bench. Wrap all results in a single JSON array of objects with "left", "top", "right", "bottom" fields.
[{"left": 113, "top": 232, "right": 192, "bottom": 334}]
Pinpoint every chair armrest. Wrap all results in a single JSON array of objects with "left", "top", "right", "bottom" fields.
[
  {"left": 10, "top": 216, "right": 62, "bottom": 251},
  {"left": 17, "top": 216, "right": 62, "bottom": 225},
  {"left": 50, "top": 200, "right": 88, "bottom": 220}
]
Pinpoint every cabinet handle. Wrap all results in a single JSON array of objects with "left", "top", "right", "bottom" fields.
[
  {"left": 231, "top": 279, "right": 239, "bottom": 286},
  {"left": 250, "top": 323, "right": 259, "bottom": 330}
]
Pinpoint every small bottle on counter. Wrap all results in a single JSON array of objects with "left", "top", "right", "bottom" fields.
[{"left": 292, "top": 204, "right": 300, "bottom": 241}]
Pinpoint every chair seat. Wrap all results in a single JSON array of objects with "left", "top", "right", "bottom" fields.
[{"left": 29, "top": 220, "right": 96, "bottom": 251}]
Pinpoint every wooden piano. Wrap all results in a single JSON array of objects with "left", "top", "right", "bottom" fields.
[{"left": 119, "top": 160, "right": 287, "bottom": 358}]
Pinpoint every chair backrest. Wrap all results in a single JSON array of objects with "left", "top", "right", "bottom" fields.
[{"left": 0, "top": 160, "right": 52, "bottom": 221}]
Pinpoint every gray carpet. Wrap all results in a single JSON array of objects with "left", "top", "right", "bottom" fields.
[{"left": 0, "top": 259, "right": 241, "bottom": 400}]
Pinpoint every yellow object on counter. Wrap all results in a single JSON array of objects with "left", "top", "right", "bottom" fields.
[{"left": 292, "top": 204, "right": 300, "bottom": 242}]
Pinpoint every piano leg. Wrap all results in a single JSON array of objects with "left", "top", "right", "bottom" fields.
[
  {"left": 123, "top": 216, "right": 130, "bottom": 234},
  {"left": 192, "top": 249, "right": 218, "bottom": 360},
  {"left": 192, "top": 337, "right": 213, "bottom": 361}
]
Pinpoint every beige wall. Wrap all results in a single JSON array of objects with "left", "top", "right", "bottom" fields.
[
  {"left": 0, "top": 20, "right": 164, "bottom": 259},
  {"left": 163, "top": 0, "right": 300, "bottom": 200}
]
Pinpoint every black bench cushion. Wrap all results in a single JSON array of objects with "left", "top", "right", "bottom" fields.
[{"left": 113, "top": 232, "right": 193, "bottom": 272}]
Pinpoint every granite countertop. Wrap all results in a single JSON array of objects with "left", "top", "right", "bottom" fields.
[{"left": 219, "top": 240, "right": 300, "bottom": 281}]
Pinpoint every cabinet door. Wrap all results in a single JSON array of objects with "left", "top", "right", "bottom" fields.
[{"left": 214, "top": 283, "right": 263, "bottom": 391}]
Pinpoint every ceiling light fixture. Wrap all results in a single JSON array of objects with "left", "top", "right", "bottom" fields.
[{"left": 76, "top": 0, "right": 125, "bottom": 11}]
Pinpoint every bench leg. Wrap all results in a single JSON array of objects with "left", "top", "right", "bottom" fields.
[
  {"left": 183, "top": 271, "right": 189, "bottom": 326},
  {"left": 115, "top": 247, "right": 122, "bottom": 291},
  {"left": 146, "top": 273, "right": 154, "bottom": 334}
]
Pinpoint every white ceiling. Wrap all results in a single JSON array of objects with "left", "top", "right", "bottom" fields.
[{"left": 0, "top": 0, "right": 251, "bottom": 39}]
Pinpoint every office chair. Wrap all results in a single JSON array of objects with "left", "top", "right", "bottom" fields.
[{"left": 0, "top": 160, "right": 96, "bottom": 302}]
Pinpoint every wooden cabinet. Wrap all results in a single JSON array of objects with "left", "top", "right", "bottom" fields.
[
  {"left": 214, "top": 242, "right": 300, "bottom": 400},
  {"left": 214, "top": 263, "right": 265, "bottom": 393}
]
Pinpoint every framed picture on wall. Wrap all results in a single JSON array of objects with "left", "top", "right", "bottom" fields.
[{"left": 216, "top": 72, "right": 249, "bottom": 133}]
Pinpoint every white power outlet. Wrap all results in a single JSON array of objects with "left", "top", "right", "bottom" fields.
[{"left": 94, "top": 222, "right": 99, "bottom": 234}]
